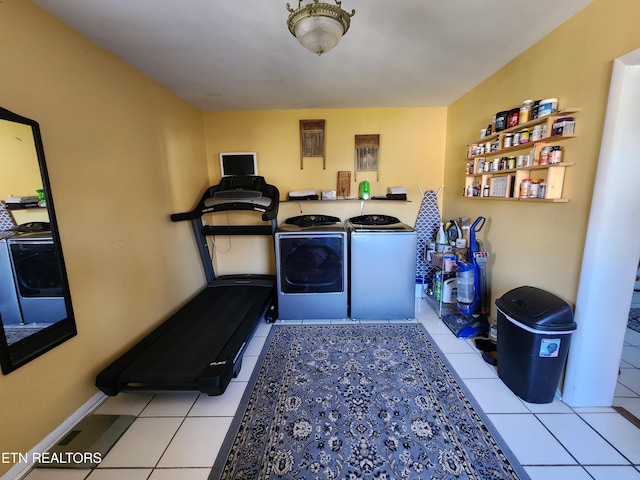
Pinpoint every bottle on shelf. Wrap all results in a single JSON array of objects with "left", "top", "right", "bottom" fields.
[
  {"left": 436, "top": 221, "right": 448, "bottom": 250},
  {"left": 434, "top": 271, "right": 442, "bottom": 301},
  {"left": 519, "top": 100, "right": 533, "bottom": 124},
  {"left": 520, "top": 179, "right": 532, "bottom": 198}
]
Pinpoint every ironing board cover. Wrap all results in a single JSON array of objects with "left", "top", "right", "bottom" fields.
[
  {"left": 414, "top": 190, "right": 440, "bottom": 283},
  {"left": 0, "top": 202, "right": 16, "bottom": 232}
]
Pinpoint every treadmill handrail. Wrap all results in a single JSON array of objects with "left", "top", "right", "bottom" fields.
[{"left": 170, "top": 176, "right": 279, "bottom": 223}]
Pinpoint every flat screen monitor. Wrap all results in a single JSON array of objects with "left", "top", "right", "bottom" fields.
[{"left": 219, "top": 152, "right": 258, "bottom": 176}]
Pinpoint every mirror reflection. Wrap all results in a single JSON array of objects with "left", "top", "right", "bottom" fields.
[{"left": 0, "top": 108, "right": 76, "bottom": 374}]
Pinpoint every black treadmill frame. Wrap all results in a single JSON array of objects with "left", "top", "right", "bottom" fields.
[{"left": 96, "top": 176, "right": 279, "bottom": 396}]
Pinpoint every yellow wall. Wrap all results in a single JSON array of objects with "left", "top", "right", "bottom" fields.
[
  {"left": 0, "top": 1, "right": 208, "bottom": 473},
  {"left": 0, "top": 120, "right": 49, "bottom": 225},
  {"left": 0, "top": 121, "right": 42, "bottom": 199},
  {"left": 204, "top": 108, "right": 446, "bottom": 275},
  {"left": 443, "top": 0, "right": 640, "bottom": 312}
]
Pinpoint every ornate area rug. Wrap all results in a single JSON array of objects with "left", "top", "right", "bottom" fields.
[
  {"left": 210, "top": 324, "right": 529, "bottom": 480},
  {"left": 629, "top": 308, "right": 640, "bottom": 334}
]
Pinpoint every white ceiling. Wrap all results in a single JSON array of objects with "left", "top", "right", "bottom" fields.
[{"left": 32, "top": 0, "right": 593, "bottom": 111}]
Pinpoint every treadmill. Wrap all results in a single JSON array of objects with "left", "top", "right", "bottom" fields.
[{"left": 96, "top": 175, "right": 279, "bottom": 396}]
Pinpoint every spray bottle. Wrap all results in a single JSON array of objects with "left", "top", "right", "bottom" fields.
[
  {"left": 359, "top": 181, "right": 370, "bottom": 200},
  {"left": 436, "top": 221, "right": 447, "bottom": 251}
]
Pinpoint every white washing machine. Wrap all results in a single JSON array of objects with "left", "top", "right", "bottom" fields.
[
  {"left": 275, "top": 215, "right": 348, "bottom": 320},
  {"left": 347, "top": 215, "right": 417, "bottom": 320}
]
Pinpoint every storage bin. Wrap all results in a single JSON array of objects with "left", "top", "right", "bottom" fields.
[
  {"left": 430, "top": 253, "right": 457, "bottom": 272},
  {"left": 496, "top": 286, "right": 576, "bottom": 403}
]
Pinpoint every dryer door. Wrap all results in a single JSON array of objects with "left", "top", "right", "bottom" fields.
[{"left": 278, "top": 235, "right": 344, "bottom": 294}]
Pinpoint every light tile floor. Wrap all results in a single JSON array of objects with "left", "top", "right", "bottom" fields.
[
  {"left": 19, "top": 298, "right": 640, "bottom": 480},
  {"left": 615, "top": 290, "right": 640, "bottom": 421}
]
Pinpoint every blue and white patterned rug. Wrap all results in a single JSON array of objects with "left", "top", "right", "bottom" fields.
[{"left": 210, "top": 324, "right": 529, "bottom": 479}]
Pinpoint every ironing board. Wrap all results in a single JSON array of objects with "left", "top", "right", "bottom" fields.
[
  {"left": 414, "top": 189, "right": 441, "bottom": 291},
  {"left": 0, "top": 202, "right": 16, "bottom": 232}
]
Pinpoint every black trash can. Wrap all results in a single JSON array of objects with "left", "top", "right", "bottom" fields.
[{"left": 495, "top": 286, "right": 576, "bottom": 404}]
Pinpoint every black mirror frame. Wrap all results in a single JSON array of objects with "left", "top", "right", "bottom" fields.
[{"left": 0, "top": 106, "right": 76, "bottom": 374}]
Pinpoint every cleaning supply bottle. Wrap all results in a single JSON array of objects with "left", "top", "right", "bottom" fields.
[
  {"left": 434, "top": 271, "right": 442, "bottom": 301},
  {"left": 436, "top": 221, "right": 447, "bottom": 249},
  {"left": 359, "top": 181, "right": 370, "bottom": 200}
]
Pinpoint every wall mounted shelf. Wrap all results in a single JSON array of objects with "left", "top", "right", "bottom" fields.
[{"left": 463, "top": 108, "right": 579, "bottom": 202}]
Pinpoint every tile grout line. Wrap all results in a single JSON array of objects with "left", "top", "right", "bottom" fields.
[
  {"left": 537, "top": 410, "right": 637, "bottom": 468},
  {"left": 612, "top": 406, "right": 640, "bottom": 430}
]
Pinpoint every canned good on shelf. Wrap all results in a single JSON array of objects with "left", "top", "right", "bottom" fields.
[
  {"left": 503, "top": 133, "right": 513, "bottom": 148},
  {"left": 552, "top": 117, "right": 575, "bottom": 135},
  {"left": 514, "top": 132, "right": 521, "bottom": 145},
  {"left": 508, "top": 108, "right": 520, "bottom": 128},
  {"left": 495, "top": 111, "right": 509, "bottom": 131},
  {"left": 538, "top": 98, "right": 558, "bottom": 117},
  {"left": 531, "top": 124, "right": 543, "bottom": 141},
  {"left": 531, "top": 100, "right": 541, "bottom": 120},
  {"left": 539, "top": 182, "right": 547, "bottom": 199},
  {"left": 529, "top": 180, "right": 540, "bottom": 198},
  {"left": 519, "top": 100, "right": 533, "bottom": 124},
  {"left": 550, "top": 146, "right": 563, "bottom": 164},
  {"left": 539, "top": 146, "right": 551, "bottom": 165},
  {"left": 524, "top": 155, "right": 533, "bottom": 167}
]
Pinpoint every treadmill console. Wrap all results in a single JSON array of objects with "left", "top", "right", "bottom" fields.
[
  {"left": 170, "top": 175, "right": 279, "bottom": 222},
  {"left": 214, "top": 176, "right": 265, "bottom": 199}
]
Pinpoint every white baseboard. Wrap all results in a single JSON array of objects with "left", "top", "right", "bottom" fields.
[{"left": 1, "top": 391, "right": 107, "bottom": 480}]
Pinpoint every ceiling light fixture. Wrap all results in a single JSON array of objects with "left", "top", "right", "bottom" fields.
[{"left": 286, "top": 0, "right": 355, "bottom": 55}]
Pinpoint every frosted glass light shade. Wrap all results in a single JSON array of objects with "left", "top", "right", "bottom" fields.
[
  {"left": 286, "top": 1, "right": 355, "bottom": 55},
  {"left": 294, "top": 16, "right": 344, "bottom": 55}
]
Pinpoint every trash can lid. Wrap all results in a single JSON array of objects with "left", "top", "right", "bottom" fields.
[{"left": 495, "top": 286, "right": 576, "bottom": 332}]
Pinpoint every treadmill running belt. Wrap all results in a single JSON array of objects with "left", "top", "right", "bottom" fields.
[{"left": 96, "top": 283, "right": 272, "bottom": 395}]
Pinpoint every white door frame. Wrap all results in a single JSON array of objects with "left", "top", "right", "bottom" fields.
[{"left": 563, "top": 47, "right": 640, "bottom": 406}]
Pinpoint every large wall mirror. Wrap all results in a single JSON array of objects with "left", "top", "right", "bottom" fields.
[{"left": 0, "top": 106, "right": 76, "bottom": 374}]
